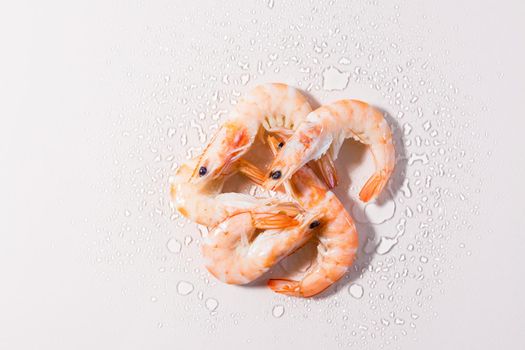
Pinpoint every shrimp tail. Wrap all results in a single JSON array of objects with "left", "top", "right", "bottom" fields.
[
  {"left": 313, "top": 153, "right": 338, "bottom": 189},
  {"left": 359, "top": 171, "right": 387, "bottom": 202},
  {"left": 267, "top": 278, "right": 303, "bottom": 297}
]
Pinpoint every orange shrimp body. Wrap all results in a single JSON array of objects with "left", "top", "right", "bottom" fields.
[
  {"left": 267, "top": 164, "right": 359, "bottom": 297},
  {"left": 266, "top": 100, "right": 395, "bottom": 202}
]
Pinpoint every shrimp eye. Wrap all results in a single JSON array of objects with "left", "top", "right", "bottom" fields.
[
  {"left": 309, "top": 220, "right": 321, "bottom": 229},
  {"left": 198, "top": 166, "right": 207, "bottom": 177},
  {"left": 278, "top": 142, "right": 284, "bottom": 148},
  {"left": 270, "top": 170, "right": 282, "bottom": 180}
]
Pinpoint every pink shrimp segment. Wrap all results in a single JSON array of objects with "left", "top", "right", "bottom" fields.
[
  {"left": 260, "top": 134, "right": 359, "bottom": 297},
  {"left": 265, "top": 99, "right": 395, "bottom": 202}
]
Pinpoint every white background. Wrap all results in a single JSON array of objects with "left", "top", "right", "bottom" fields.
[{"left": 1, "top": 0, "right": 524, "bottom": 349}]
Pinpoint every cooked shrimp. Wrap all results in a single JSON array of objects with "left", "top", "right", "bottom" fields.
[
  {"left": 189, "top": 83, "right": 322, "bottom": 184},
  {"left": 170, "top": 157, "right": 300, "bottom": 229},
  {"left": 241, "top": 136, "right": 359, "bottom": 297},
  {"left": 265, "top": 100, "right": 395, "bottom": 202},
  {"left": 202, "top": 210, "right": 323, "bottom": 285},
  {"left": 267, "top": 167, "right": 358, "bottom": 297}
]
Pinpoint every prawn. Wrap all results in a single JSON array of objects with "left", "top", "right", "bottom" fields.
[
  {"left": 188, "top": 83, "right": 334, "bottom": 185},
  {"left": 201, "top": 209, "right": 323, "bottom": 285},
  {"left": 265, "top": 100, "right": 395, "bottom": 202},
  {"left": 238, "top": 136, "right": 359, "bottom": 297}
]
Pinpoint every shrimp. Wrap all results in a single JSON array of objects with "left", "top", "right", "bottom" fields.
[
  {"left": 202, "top": 210, "right": 323, "bottom": 285},
  {"left": 265, "top": 100, "right": 395, "bottom": 202},
  {"left": 267, "top": 166, "right": 359, "bottom": 297},
  {"left": 170, "top": 157, "right": 301, "bottom": 229},
  {"left": 239, "top": 135, "right": 359, "bottom": 297},
  {"left": 189, "top": 83, "right": 334, "bottom": 184}
]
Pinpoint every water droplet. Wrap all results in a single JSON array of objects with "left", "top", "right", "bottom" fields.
[
  {"left": 400, "top": 179, "right": 412, "bottom": 198},
  {"left": 205, "top": 298, "right": 219, "bottom": 312},
  {"left": 180, "top": 134, "right": 187, "bottom": 146},
  {"left": 272, "top": 304, "right": 285, "bottom": 318},
  {"left": 190, "top": 120, "right": 207, "bottom": 144},
  {"left": 322, "top": 66, "right": 350, "bottom": 91},
  {"left": 166, "top": 238, "right": 182, "bottom": 253},
  {"left": 151, "top": 296, "right": 158, "bottom": 302},
  {"left": 198, "top": 225, "right": 208, "bottom": 237},
  {"left": 403, "top": 123, "right": 413, "bottom": 136},
  {"left": 338, "top": 57, "right": 351, "bottom": 65},
  {"left": 420, "top": 256, "right": 429, "bottom": 263},
  {"left": 363, "top": 198, "right": 396, "bottom": 224},
  {"left": 267, "top": 0, "right": 275, "bottom": 9},
  {"left": 376, "top": 237, "right": 398, "bottom": 255},
  {"left": 240, "top": 73, "right": 250, "bottom": 85},
  {"left": 184, "top": 235, "right": 193, "bottom": 245},
  {"left": 176, "top": 281, "right": 194, "bottom": 296},
  {"left": 395, "top": 318, "right": 405, "bottom": 325},
  {"left": 348, "top": 283, "right": 364, "bottom": 299},
  {"left": 408, "top": 153, "right": 429, "bottom": 165}
]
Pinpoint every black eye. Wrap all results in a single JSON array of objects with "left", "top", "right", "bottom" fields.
[
  {"left": 278, "top": 142, "right": 284, "bottom": 148},
  {"left": 198, "top": 166, "right": 207, "bottom": 176},
  {"left": 309, "top": 220, "right": 321, "bottom": 229},
  {"left": 270, "top": 170, "right": 282, "bottom": 180}
]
